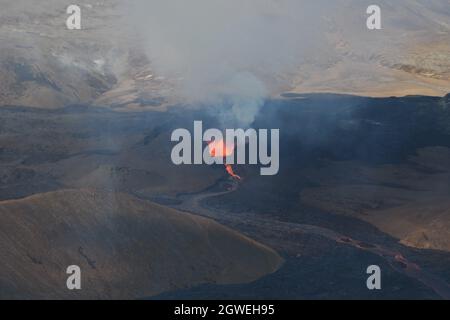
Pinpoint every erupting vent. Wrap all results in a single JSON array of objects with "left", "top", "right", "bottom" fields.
[{"left": 207, "top": 139, "right": 241, "bottom": 180}]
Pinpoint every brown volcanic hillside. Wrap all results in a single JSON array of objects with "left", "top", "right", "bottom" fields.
[
  {"left": 0, "top": 189, "right": 282, "bottom": 299},
  {"left": 300, "top": 147, "right": 450, "bottom": 252}
]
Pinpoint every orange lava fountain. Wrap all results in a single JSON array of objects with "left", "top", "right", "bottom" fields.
[{"left": 207, "top": 139, "right": 241, "bottom": 180}]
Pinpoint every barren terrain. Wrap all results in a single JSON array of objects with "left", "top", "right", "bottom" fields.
[
  {"left": 1, "top": 1, "right": 450, "bottom": 300},
  {"left": 0, "top": 189, "right": 282, "bottom": 299},
  {"left": 1, "top": 1, "right": 449, "bottom": 109}
]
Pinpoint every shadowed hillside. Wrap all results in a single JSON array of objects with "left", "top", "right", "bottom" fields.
[{"left": 0, "top": 189, "right": 282, "bottom": 299}]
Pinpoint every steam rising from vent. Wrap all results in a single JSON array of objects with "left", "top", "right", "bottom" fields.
[{"left": 127, "top": 0, "right": 328, "bottom": 125}]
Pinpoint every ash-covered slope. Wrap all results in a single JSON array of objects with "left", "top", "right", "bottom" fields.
[
  {"left": 0, "top": 0, "right": 448, "bottom": 109},
  {"left": 300, "top": 147, "right": 450, "bottom": 252},
  {"left": 0, "top": 189, "right": 282, "bottom": 299},
  {"left": 0, "top": 1, "right": 122, "bottom": 108},
  {"left": 289, "top": 0, "right": 450, "bottom": 97},
  {"left": 0, "top": 1, "right": 168, "bottom": 110}
]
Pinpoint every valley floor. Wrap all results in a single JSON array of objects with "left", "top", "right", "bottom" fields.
[{"left": 1, "top": 93, "right": 450, "bottom": 299}]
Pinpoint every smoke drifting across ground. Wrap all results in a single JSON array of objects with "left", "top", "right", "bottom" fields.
[{"left": 127, "top": 0, "right": 330, "bottom": 126}]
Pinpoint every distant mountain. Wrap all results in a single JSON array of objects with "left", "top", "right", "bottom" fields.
[
  {"left": 288, "top": 0, "right": 450, "bottom": 97},
  {"left": 0, "top": 0, "right": 448, "bottom": 108},
  {"left": 0, "top": 189, "right": 282, "bottom": 299}
]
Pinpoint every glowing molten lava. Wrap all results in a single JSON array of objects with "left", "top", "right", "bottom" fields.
[
  {"left": 225, "top": 163, "right": 241, "bottom": 180},
  {"left": 208, "top": 139, "right": 241, "bottom": 180}
]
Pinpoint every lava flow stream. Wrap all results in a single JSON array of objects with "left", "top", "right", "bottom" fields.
[
  {"left": 173, "top": 179, "right": 450, "bottom": 300},
  {"left": 207, "top": 139, "right": 241, "bottom": 180}
]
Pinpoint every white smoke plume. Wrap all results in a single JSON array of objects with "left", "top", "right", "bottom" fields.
[{"left": 126, "top": 0, "right": 330, "bottom": 126}]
